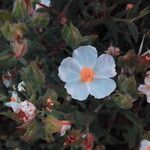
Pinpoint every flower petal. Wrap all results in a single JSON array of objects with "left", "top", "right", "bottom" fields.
[
  {"left": 58, "top": 57, "right": 82, "bottom": 82},
  {"left": 65, "top": 81, "right": 89, "bottom": 101},
  {"left": 18, "top": 81, "right": 26, "bottom": 92},
  {"left": 60, "top": 123, "right": 71, "bottom": 136},
  {"left": 4, "top": 102, "right": 21, "bottom": 113},
  {"left": 94, "top": 54, "right": 116, "bottom": 78},
  {"left": 73, "top": 45, "right": 98, "bottom": 68},
  {"left": 138, "top": 84, "right": 150, "bottom": 95},
  {"left": 140, "top": 139, "right": 150, "bottom": 150},
  {"left": 145, "top": 71, "right": 150, "bottom": 85},
  {"left": 36, "top": 0, "right": 51, "bottom": 10},
  {"left": 87, "top": 78, "right": 116, "bottom": 99},
  {"left": 146, "top": 95, "right": 150, "bottom": 103}
]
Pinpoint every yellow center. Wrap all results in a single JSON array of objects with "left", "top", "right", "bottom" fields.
[
  {"left": 146, "top": 146, "right": 150, "bottom": 150},
  {"left": 80, "top": 67, "right": 95, "bottom": 83}
]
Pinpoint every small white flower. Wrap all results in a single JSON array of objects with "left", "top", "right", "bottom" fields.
[
  {"left": 58, "top": 45, "right": 117, "bottom": 101},
  {"left": 138, "top": 71, "right": 150, "bottom": 103},
  {"left": 4, "top": 100, "right": 36, "bottom": 123},
  {"left": 18, "top": 81, "right": 26, "bottom": 92},
  {"left": 140, "top": 139, "right": 150, "bottom": 150},
  {"left": 60, "top": 121, "right": 71, "bottom": 136},
  {"left": 36, "top": 0, "right": 51, "bottom": 10}
]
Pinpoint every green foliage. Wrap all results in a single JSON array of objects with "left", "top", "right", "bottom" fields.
[
  {"left": 12, "top": 0, "right": 27, "bottom": 19},
  {"left": 0, "top": 0, "right": 150, "bottom": 149},
  {"left": 20, "top": 61, "right": 45, "bottom": 101},
  {"left": 113, "top": 93, "right": 133, "bottom": 109},
  {"left": 62, "top": 23, "right": 82, "bottom": 49},
  {"left": 117, "top": 75, "right": 138, "bottom": 99},
  {"left": 0, "top": 10, "right": 12, "bottom": 22}
]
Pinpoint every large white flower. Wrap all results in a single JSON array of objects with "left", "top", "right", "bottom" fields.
[
  {"left": 140, "top": 139, "right": 150, "bottom": 150},
  {"left": 138, "top": 71, "right": 150, "bottom": 103},
  {"left": 58, "top": 45, "right": 117, "bottom": 101}
]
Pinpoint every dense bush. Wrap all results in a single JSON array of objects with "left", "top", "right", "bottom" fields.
[{"left": 0, "top": 0, "right": 150, "bottom": 149}]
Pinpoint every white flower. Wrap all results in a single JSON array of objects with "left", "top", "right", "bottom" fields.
[
  {"left": 138, "top": 71, "right": 150, "bottom": 103},
  {"left": 36, "top": 0, "right": 51, "bottom": 10},
  {"left": 60, "top": 121, "right": 71, "bottom": 136},
  {"left": 140, "top": 139, "right": 150, "bottom": 150},
  {"left": 58, "top": 45, "right": 117, "bottom": 101},
  {"left": 18, "top": 81, "right": 26, "bottom": 92},
  {"left": 4, "top": 100, "right": 36, "bottom": 123}
]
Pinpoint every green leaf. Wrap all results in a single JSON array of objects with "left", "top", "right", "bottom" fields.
[
  {"left": 42, "top": 115, "right": 61, "bottom": 142},
  {"left": 61, "top": 23, "right": 82, "bottom": 48},
  {"left": 66, "top": 111, "right": 88, "bottom": 127},
  {"left": 21, "top": 120, "right": 44, "bottom": 142},
  {"left": 118, "top": 75, "right": 138, "bottom": 99},
  {"left": 121, "top": 110, "right": 143, "bottom": 129},
  {"left": 127, "top": 23, "right": 138, "bottom": 42},
  {"left": 124, "top": 32, "right": 134, "bottom": 48},
  {"left": 123, "top": 126, "right": 140, "bottom": 149},
  {"left": 12, "top": 0, "right": 27, "bottom": 19},
  {"left": 0, "top": 50, "right": 18, "bottom": 72},
  {"left": 21, "top": 115, "right": 63, "bottom": 142},
  {"left": 1, "top": 21, "right": 27, "bottom": 41},
  {"left": 30, "top": 13, "right": 49, "bottom": 28},
  {"left": 1, "top": 21, "right": 12, "bottom": 40},
  {"left": 20, "top": 61, "right": 45, "bottom": 100},
  {"left": 139, "top": 6, "right": 150, "bottom": 17},
  {"left": 113, "top": 93, "right": 133, "bottom": 109},
  {"left": 0, "top": 112, "right": 21, "bottom": 122},
  {"left": 0, "top": 10, "right": 12, "bottom": 22},
  {"left": 0, "top": 92, "right": 8, "bottom": 102}
]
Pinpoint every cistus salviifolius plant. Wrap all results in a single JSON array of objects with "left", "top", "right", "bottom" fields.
[{"left": 0, "top": 0, "right": 150, "bottom": 149}]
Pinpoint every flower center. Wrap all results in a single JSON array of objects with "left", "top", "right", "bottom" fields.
[{"left": 80, "top": 67, "right": 95, "bottom": 83}]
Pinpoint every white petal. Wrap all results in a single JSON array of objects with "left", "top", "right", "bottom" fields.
[
  {"left": 94, "top": 54, "right": 116, "bottom": 78},
  {"left": 60, "top": 124, "right": 71, "bottom": 136},
  {"left": 145, "top": 71, "right": 150, "bottom": 85},
  {"left": 4, "top": 102, "right": 21, "bottom": 113},
  {"left": 36, "top": 0, "right": 51, "bottom": 10},
  {"left": 41, "top": 0, "right": 51, "bottom": 7},
  {"left": 58, "top": 57, "right": 81, "bottom": 82},
  {"left": 18, "top": 81, "right": 26, "bottom": 92},
  {"left": 146, "top": 95, "right": 150, "bottom": 103},
  {"left": 140, "top": 139, "right": 150, "bottom": 150},
  {"left": 65, "top": 81, "right": 89, "bottom": 101},
  {"left": 73, "top": 45, "right": 98, "bottom": 68},
  {"left": 35, "top": 4, "right": 42, "bottom": 10},
  {"left": 87, "top": 78, "right": 116, "bottom": 99},
  {"left": 3, "top": 79, "right": 11, "bottom": 88},
  {"left": 138, "top": 84, "right": 150, "bottom": 95}
]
